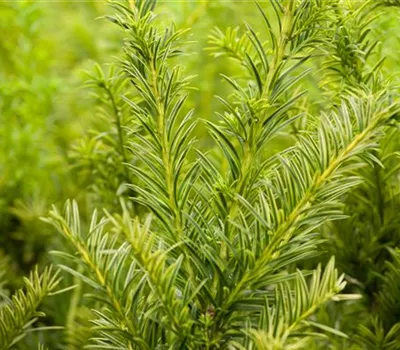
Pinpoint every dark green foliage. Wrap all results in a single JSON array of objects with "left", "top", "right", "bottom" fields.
[{"left": 0, "top": 267, "right": 61, "bottom": 349}]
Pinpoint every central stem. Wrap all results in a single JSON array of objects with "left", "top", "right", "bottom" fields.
[{"left": 151, "top": 63, "right": 182, "bottom": 233}]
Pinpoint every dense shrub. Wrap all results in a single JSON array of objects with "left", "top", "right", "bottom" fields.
[{"left": 1, "top": 1, "right": 400, "bottom": 349}]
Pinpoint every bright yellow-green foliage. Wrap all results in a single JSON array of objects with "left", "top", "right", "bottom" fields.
[{"left": 1, "top": 1, "right": 400, "bottom": 349}]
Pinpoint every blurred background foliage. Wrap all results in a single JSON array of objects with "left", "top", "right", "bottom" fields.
[
  {"left": 0, "top": 1, "right": 116, "bottom": 282},
  {"left": 1, "top": 1, "right": 400, "bottom": 348}
]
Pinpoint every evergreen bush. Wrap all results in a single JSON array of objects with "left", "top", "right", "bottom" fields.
[{"left": 1, "top": 1, "right": 400, "bottom": 349}]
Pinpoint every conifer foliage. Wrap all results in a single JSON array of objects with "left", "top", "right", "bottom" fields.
[{"left": 1, "top": 0, "right": 400, "bottom": 349}]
